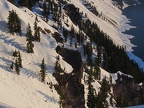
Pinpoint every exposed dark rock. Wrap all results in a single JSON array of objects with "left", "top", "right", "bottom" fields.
[
  {"left": 52, "top": 32, "right": 64, "bottom": 43},
  {"left": 63, "top": 4, "right": 82, "bottom": 27},
  {"left": 113, "top": 73, "right": 144, "bottom": 107},
  {"left": 38, "top": 26, "right": 47, "bottom": 34},
  {"left": 53, "top": 46, "right": 85, "bottom": 108},
  {"left": 44, "top": 28, "right": 51, "bottom": 34}
]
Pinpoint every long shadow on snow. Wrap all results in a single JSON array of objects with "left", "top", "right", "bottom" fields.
[
  {"left": 37, "top": 90, "right": 58, "bottom": 103},
  {"left": 20, "top": 68, "right": 38, "bottom": 78},
  {"left": 0, "top": 57, "right": 12, "bottom": 72},
  {"left": 0, "top": 21, "right": 8, "bottom": 31},
  {"left": 0, "top": 36, "right": 25, "bottom": 51}
]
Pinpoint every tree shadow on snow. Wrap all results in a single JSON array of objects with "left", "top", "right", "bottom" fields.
[
  {"left": 37, "top": 90, "right": 58, "bottom": 104},
  {"left": 20, "top": 67, "right": 38, "bottom": 78},
  {"left": 0, "top": 36, "right": 25, "bottom": 51},
  {"left": 0, "top": 21, "right": 8, "bottom": 32},
  {"left": 0, "top": 105, "right": 13, "bottom": 108},
  {"left": 0, "top": 57, "right": 12, "bottom": 72}
]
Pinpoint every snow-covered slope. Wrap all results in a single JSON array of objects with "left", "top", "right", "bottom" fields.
[
  {"left": 70, "top": 0, "right": 128, "bottom": 47},
  {"left": 69, "top": 0, "right": 144, "bottom": 69},
  {"left": 0, "top": 0, "right": 143, "bottom": 107},
  {"left": 0, "top": 0, "right": 73, "bottom": 107}
]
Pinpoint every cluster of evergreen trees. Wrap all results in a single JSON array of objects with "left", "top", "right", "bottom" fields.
[
  {"left": 81, "top": 19, "right": 144, "bottom": 82},
  {"left": 42, "top": 0, "right": 62, "bottom": 25},
  {"left": 87, "top": 71, "right": 111, "bottom": 108},
  {"left": 7, "top": 10, "right": 41, "bottom": 53},
  {"left": 7, "top": 9, "right": 46, "bottom": 81},
  {"left": 10, "top": 50, "right": 22, "bottom": 75}
]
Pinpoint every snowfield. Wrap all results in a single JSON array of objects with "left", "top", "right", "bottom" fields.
[
  {"left": 0, "top": 0, "right": 73, "bottom": 107},
  {"left": 0, "top": 0, "right": 144, "bottom": 107}
]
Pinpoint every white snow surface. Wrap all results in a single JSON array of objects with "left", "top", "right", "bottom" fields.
[
  {"left": 0, "top": 0, "right": 144, "bottom": 107},
  {"left": 0, "top": 0, "right": 73, "bottom": 107}
]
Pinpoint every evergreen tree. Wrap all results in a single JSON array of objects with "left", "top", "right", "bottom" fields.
[
  {"left": 7, "top": 10, "right": 21, "bottom": 35},
  {"left": 27, "top": 40, "right": 34, "bottom": 53},
  {"left": 26, "top": 23, "right": 34, "bottom": 53},
  {"left": 18, "top": 51, "right": 22, "bottom": 68},
  {"left": 7, "top": 10, "right": 15, "bottom": 34},
  {"left": 54, "top": 55, "right": 64, "bottom": 73},
  {"left": 93, "top": 65, "right": 101, "bottom": 80},
  {"left": 63, "top": 28, "right": 68, "bottom": 42},
  {"left": 43, "top": 1, "right": 47, "bottom": 17},
  {"left": 15, "top": 59, "right": 20, "bottom": 75},
  {"left": 70, "top": 25, "right": 75, "bottom": 38},
  {"left": 33, "top": 20, "right": 40, "bottom": 42},
  {"left": 26, "top": 23, "right": 33, "bottom": 41},
  {"left": 14, "top": 12, "right": 21, "bottom": 35},
  {"left": 98, "top": 77, "right": 110, "bottom": 108},
  {"left": 40, "top": 58, "right": 46, "bottom": 82},
  {"left": 13, "top": 49, "right": 18, "bottom": 57}
]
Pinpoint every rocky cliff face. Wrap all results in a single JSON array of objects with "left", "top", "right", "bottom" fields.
[
  {"left": 53, "top": 46, "right": 85, "bottom": 108},
  {"left": 63, "top": 4, "right": 82, "bottom": 27},
  {"left": 113, "top": 73, "right": 144, "bottom": 107}
]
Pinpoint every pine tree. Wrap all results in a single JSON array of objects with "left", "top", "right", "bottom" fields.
[
  {"left": 63, "top": 28, "right": 68, "bottom": 42},
  {"left": 7, "top": 10, "right": 15, "bottom": 34},
  {"left": 54, "top": 55, "right": 64, "bottom": 73},
  {"left": 26, "top": 23, "right": 34, "bottom": 53},
  {"left": 33, "top": 20, "right": 40, "bottom": 42},
  {"left": 98, "top": 77, "right": 110, "bottom": 108},
  {"left": 15, "top": 59, "right": 20, "bottom": 75},
  {"left": 27, "top": 40, "right": 34, "bottom": 53},
  {"left": 26, "top": 23, "right": 33, "bottom": 41},
  {"left": 14, "top": 12, "right": 21, "bottom": 34},
  {"left": 40, "top": 58, "right": 46, "bottom": 82},
  {"left": 70, "top": 25, "right": 75, "bottom": 38},
  {"left": 13, "top": 49, "right": 18, "bottom": 57},
  {"left": 7, "top": 10, "right": 21, "bottom": 35},
  {"left": 43, "top": 1, "right": 47, "bottom": 15},
  {"left": 18, "top": 51, "right": 22, "bottom": 68}
]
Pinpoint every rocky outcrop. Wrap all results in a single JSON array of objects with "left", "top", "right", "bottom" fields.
[
  {"left": 113, "top": 73, "right": 144, "bottom": 107},
  {"left": 52, "top": 32, "right": 64, "bottom": 43},
  {"left": 53, "top": 46, "right": 85, "bottom": 108},
  {"left": 63, "top": 4, "right": 82, "bottom": 27}
]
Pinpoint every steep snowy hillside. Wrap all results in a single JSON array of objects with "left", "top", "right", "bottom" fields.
[
  {"left": 0, "top": 0, "right": 144, "bottom": 107},
  {"left": 70, "top": 0, "right": 144, "bottom": 69},
  {"left": 0, "top": 0, "right": 73, "bottom": 107},
  {"left": 70, "top": 0, "right": 126, "bottom": 46}
]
